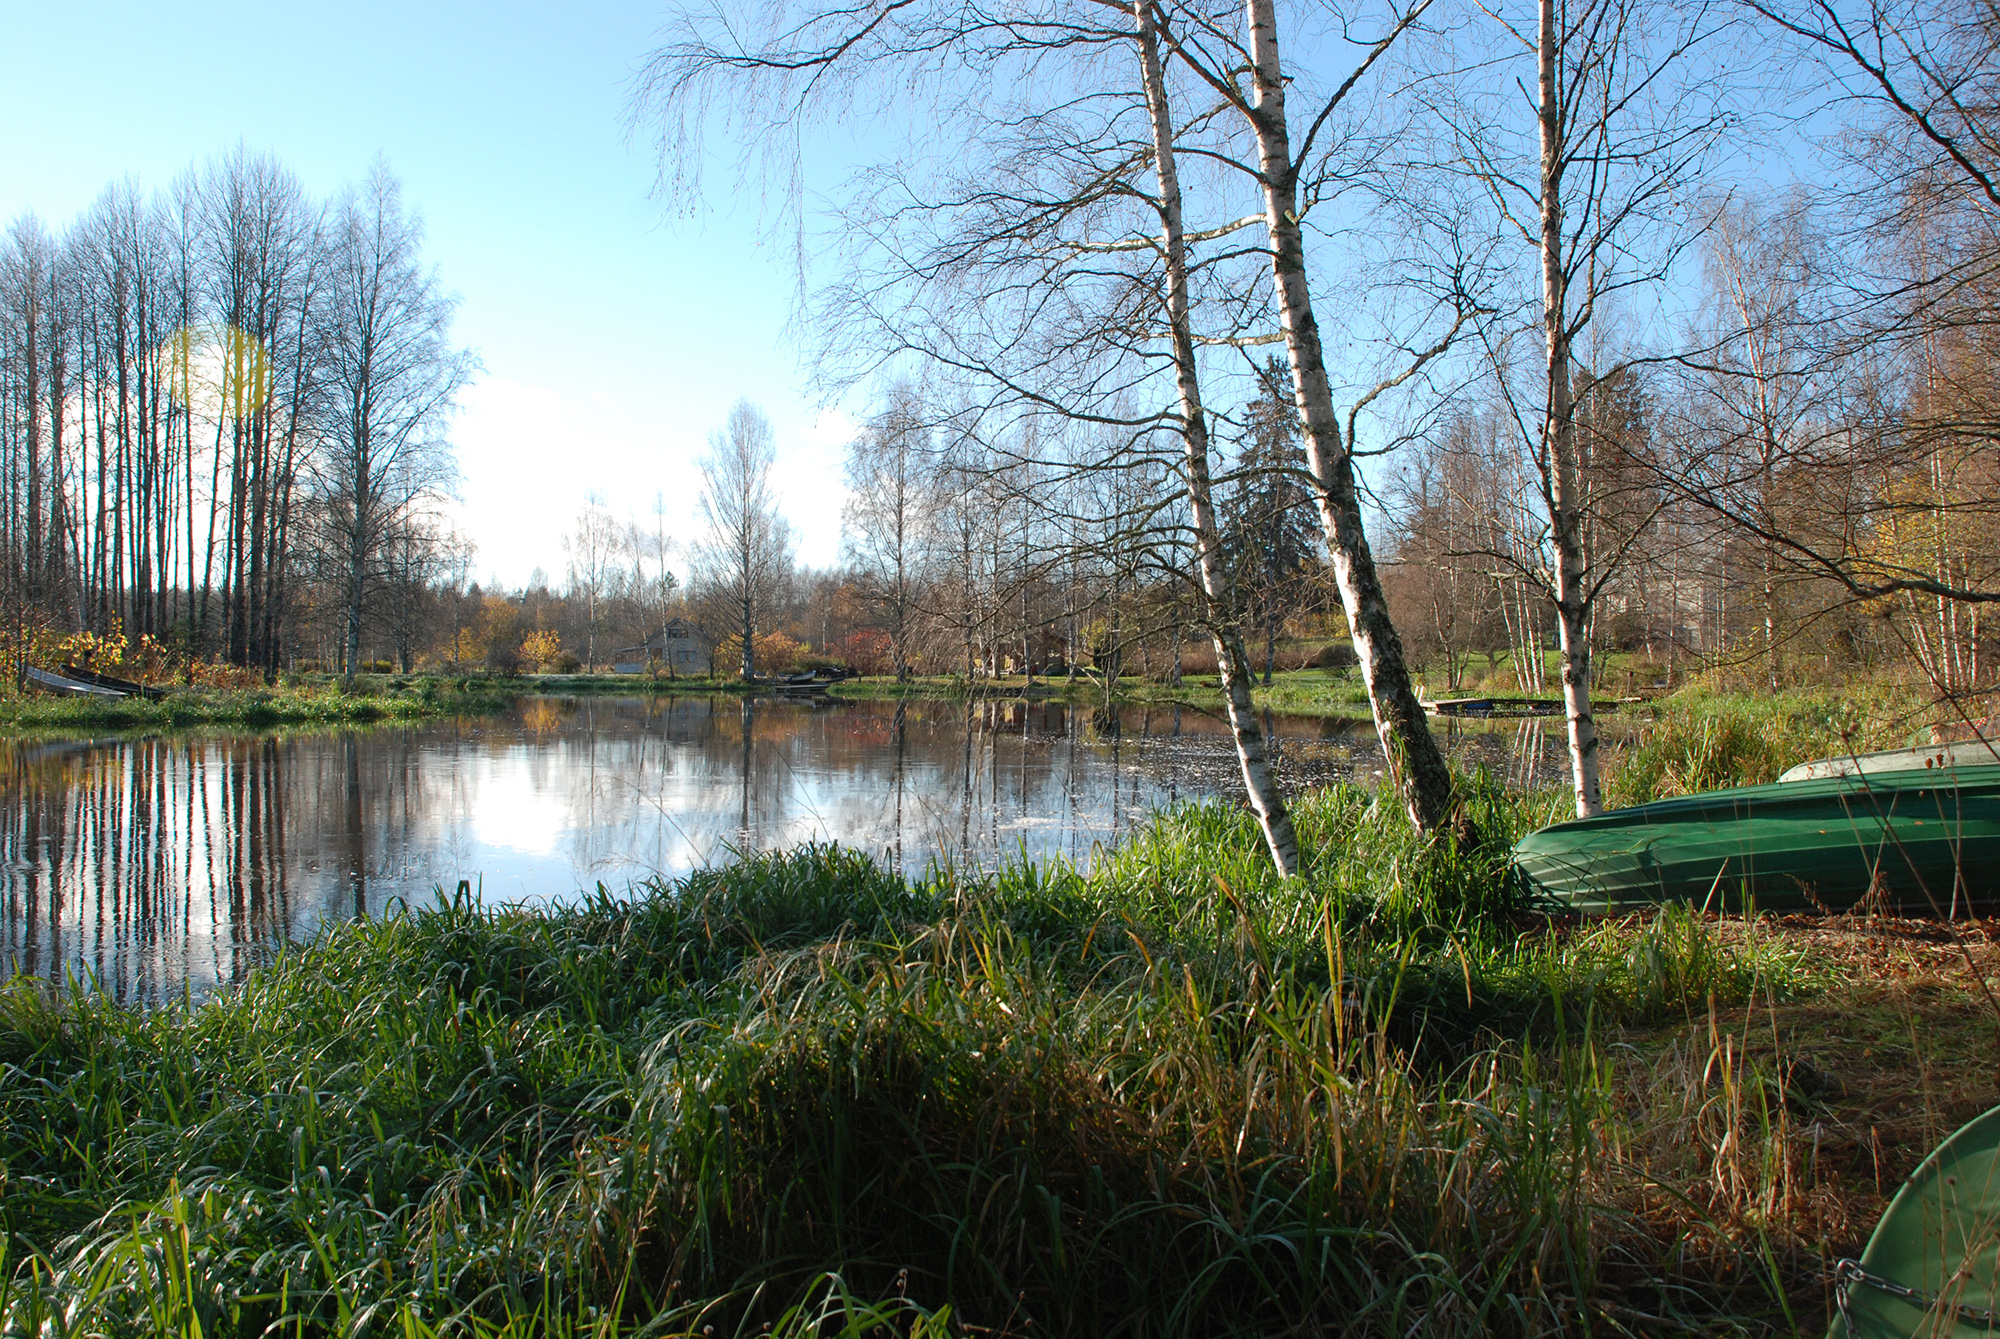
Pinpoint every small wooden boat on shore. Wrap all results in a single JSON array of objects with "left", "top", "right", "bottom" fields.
[
  {"left": 25, "top": 665, "right": 126, "bottom": 698},
  {"left": 757, "top": 668, "right": 857, "bottom": 694},
  {"left": 1427, "top": 696, "right": 1565, "bottom": 718},
  {"left": 1512, "top": 745, "right": 2000, "bottom": 914},
  {"left": 23, "top": 664, "right": 165, "bottom": 700},
  {"left": 58, "top": 664, "right": 166, "bottom": 700}
]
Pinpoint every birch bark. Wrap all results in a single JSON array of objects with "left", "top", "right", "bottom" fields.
[
  {"left": 1537, "top": 0, "right": 1603, "bottom": 817},
  {"left": 1136, "top": 0, "right": 1302, "bottom": 875},
  {"left": 1240, "top": 0, "right": 1460, "bottom": 836}
]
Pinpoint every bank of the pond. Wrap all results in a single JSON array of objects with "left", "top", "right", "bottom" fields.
[
  {"left": 500, "top": 670, "right": 1134, "bottom": 702},
  {"left": 1602, "top": 683, "right": 1950, "bottom": 803},
  {"left": 0, "top": 676, "right": 516, "bottom": 731},
  {"left": 820, "top": 668, "right": 1382, "bottom": 717},
  {"left": 484, "top": 667, "right": 1383, "bottom": 716},
  {"left": 0, "top": 773, "right": 1967, "bottom": 1337},
  {"left": 481, "top": 671, "right": 1950, "bottom": 754}
]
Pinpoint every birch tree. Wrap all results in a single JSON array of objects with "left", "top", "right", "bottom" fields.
[
  {"left": 1138, "top": 0, "right": 1479, "bottom": 836},
  {"left": 633, "top": 492, "right": 682, "bottom": 655},
  {"left": 1243, "top": 2, "right": 1454, "bottom": 836},
  {"left": 322, "top": 164, "right": 472, "bottom": 681},
  {"left": 1449, "top": 0, "right": 1728, "bottom": 815},
  {"left": 564, "top": 495, "right": 621, "bottom": 668},
  {"left": 843, "top": 387, "right": 934, "bottom": 682},
  {"left": 695, "top": 399, "right": 793, "bottom": 681},
  {"left": 1133, "top": 0, "right": 1302, "bottom": 870},
  {"left": 821, "top": 17, "right": 1310, "bottom": 867}
]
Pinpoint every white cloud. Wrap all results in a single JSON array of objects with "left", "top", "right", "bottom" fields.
[
  {"left": 775, "top": 406, "right": 857, "bottom": 571},
  {"left": 449, "top": 377, "right": 851, "bottom": 590}
]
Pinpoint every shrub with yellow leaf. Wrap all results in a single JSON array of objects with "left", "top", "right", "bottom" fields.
[{"left": 519, "top": 629, "right": 563, "bottom": 673}]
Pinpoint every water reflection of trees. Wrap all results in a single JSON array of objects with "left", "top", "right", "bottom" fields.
[
  {"left": 0, "top": 737, "right": 297, "bottom": 1000},
  {"left": 0, "top": 696, "right": 1564, "bottom": 1001}
]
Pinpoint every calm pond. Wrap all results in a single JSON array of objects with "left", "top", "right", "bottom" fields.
[{"left": 0, "top": 694, "right": 1563, "bottom": 1001}]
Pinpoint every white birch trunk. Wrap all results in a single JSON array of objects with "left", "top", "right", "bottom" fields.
[
  {"left": 1242, "top": 0, "right": 1460, "bottom": 836},
  {"left": 1137, "top": 0, "right": 1301, "bottom": 875},
  {"left": 345, "top": 435, "right": 368, "bottom": 682},
  {"left": 1538, "top": 0, "right": 1603, "bottom": 817}
]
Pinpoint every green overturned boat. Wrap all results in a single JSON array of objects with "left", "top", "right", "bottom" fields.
[
  {"left": 1511, "top": 742, "right": 2000, "bottom": 914},
  {"left": 1830, "top": 1101, "right": 2000, "bottom": 1336}
]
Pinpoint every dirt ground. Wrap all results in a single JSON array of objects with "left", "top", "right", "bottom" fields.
[
  {"left": 1751, "top": 914, "right": 2000, "bottom": 1202},
  {"left": 1615, "top": 915, "right": 2000, "bottom": 1327}
]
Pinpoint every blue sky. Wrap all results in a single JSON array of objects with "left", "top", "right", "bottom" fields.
[
  {"left": 2, "top": 1, "right": 1822, "bottom": 594},
  {"left": 0, "top": 0, "right": 858, "bottom": 587}
]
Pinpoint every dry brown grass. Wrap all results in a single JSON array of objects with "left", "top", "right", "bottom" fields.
[{"left": 1596, "top": 914, "right": 2000, "bottom": 1328}]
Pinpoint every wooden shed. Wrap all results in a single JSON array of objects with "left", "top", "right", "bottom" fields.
[{"left": 612, "top": 619, "right": 713, "bottom": 675}]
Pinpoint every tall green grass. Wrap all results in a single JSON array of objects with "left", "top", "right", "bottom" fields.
[
  {"left": 1606, "top": 687, "right": 1926, "bottom": 805},
  {"left": 0, "top": 677, "right": 515, "bottom": 731},
  {"left": 0, "top": 780, "right": 1824, "bottom": 1336}
]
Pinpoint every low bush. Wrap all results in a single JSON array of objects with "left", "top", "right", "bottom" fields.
[{"left": 1315, "top": 640, "right": 1359, "bottom": 669}]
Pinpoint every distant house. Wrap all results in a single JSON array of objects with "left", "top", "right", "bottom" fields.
[{"left": 612, "top": 619, "right": 714, "bottom": 675}]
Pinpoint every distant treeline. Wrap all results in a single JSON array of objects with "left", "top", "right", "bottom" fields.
[{"left": 0, "top": 148, "right": 470, "bottom": 680}]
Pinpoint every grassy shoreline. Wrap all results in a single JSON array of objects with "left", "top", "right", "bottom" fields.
[
  {"left": 495, "top": 667, "right": 1381, "bottom": 717},
  {"left": 2, "top": 773, "right": 1982, "bottom": 1335},
  {"left": 0, "top": 676, "right": 518, "bottom": 732},
  {"left": 3, "top": 665, "right": 1936, "bottom": 747}
]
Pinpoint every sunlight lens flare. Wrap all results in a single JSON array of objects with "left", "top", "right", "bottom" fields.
[{"left": 156, "top": 323, "right": 274, "bottom": 420}]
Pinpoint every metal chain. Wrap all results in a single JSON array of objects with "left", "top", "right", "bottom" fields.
[{"left": 1835, "top": 1257, "right": 2000, "bottom": 1330}]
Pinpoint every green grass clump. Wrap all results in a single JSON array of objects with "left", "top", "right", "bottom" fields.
[
  {"left": 0, "top": 786, "right": 1825, "bottom": 1337},
  {"left": 0, "top": 677, "right": 515, "bottom": 731},
  {"left": 1605, "top": 686, "right": 1926, "bottom": 806}
]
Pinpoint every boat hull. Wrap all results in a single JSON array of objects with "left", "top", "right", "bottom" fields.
[
  {"left": 1511, "top": 766, "right": 2000, "bottom": 913},
  {"left": 24, "top": 665, "right": 123, "bottom": 698}
]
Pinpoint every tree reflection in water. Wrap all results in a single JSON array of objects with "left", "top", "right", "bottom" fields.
[
  {"left": 0, "top": 696, "right": 1555, "bottom": 1001},
  {"left": 0, "top": 736, "right": 295, "bottom": 1002}
]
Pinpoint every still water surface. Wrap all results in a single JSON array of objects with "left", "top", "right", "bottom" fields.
[{"left": 0, "top": 695, "right": 1561, "bottom": 1001}]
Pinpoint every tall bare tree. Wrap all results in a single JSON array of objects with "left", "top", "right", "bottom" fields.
[
  {"left": 632, "top": 492, "right": 682, "bottom": 658},
  {"left": 565, "top": 494, "right": 622, "bottom": 668},
  {"left": 1134, "top": 0, "right": 1302, "bottom": 870},
  {"left": 1451, "top": 0, "right": 1728, "bottom": 814},
  {"left": 695, "top": 399, "right": 793, "bottom": 680},
  {"left": 1140, "top": 0, "right": 1477, "bottom": 836},
  {"left": 321, "top": 164, "right": 473, "bottom": 680},
  {"left": 843, "top": 386, "right": 935, "bottom": 682}
]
